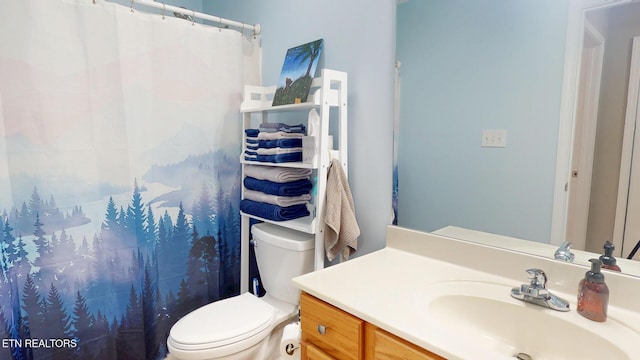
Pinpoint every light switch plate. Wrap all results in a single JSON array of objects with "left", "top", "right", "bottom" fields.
[{"left": 481, "top": 129, "right": 507, "bottom": 148}]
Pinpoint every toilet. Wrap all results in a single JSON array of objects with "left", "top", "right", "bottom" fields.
[{"left": 167, "top": 223, "right": 315, "bottom": 360}]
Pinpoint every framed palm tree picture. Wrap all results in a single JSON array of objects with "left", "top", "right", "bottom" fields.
[{"left": 272, "top": 39, "right": 324, "bottom": 106}]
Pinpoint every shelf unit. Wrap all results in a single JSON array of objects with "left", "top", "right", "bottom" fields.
[{"left": 239, "top": 69, "right": 348, "bottom": 293}]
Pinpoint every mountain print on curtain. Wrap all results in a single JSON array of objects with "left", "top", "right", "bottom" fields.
[{"left": 0, "top": 1, "right": 261, "bottom": 359}]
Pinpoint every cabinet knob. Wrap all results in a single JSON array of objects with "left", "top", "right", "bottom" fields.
[{"left": 317, "top": 324, "right": 327, "bottom": 335}]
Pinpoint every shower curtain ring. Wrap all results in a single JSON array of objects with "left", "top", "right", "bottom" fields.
[
  {"left": 130, "top": 0, "right": 134, "bottom": 13},
  {"left": 162, "top": 3, "right": 165, "bottom": 19},
  {"left": 192, "top": 10, "right": 195, "bottom": 26}
]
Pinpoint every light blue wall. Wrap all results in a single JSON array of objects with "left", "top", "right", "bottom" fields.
[
  {"left": 203, "top": 1, "right": 397, "bottom": 257},
  {"left": 196, "top": 0, "right": 568, "bottom": 251},
  {"left": 396, "top": 0, "right": 569, "bottom": 243}
]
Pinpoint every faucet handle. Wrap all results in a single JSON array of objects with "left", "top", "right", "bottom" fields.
[{"left": 525, "top": 269, "right": 547, "bottom": 289}]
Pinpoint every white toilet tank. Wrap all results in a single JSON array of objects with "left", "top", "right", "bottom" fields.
[{"left": 251, "top": 223, "right": 315, "bottom": 305}]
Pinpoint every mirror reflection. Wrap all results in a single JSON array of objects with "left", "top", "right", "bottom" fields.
[{"left": 395, "top": 0, "right": 640, "bottom": 275}]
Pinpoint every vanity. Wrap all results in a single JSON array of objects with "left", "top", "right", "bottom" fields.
[
  {"left": 292, "top": 226, "right": 640, "bottom": 359},
  {"left": 299, "top": 292, "right": 443, "bottom": 359}
]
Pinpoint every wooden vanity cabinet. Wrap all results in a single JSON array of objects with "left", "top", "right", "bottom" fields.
[
  {"left": 300, "top": 292, "right": 445, "bottom": 360},
  {"left": 300, "top": 292, "right": 364, "bottom": 360},
  {"left": 302, "top": 342, "right": 338, "bottom": 360},
  {"left": 364, "top": 323, "right": 445, "bottom": 360}
]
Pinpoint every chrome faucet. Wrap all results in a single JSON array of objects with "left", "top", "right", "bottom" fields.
[
  {"left": 511, "top": 269, "right": 570, "bottom": 312},
  {"left": 554, "top": 241, "right": 575, "bottom": 262}
]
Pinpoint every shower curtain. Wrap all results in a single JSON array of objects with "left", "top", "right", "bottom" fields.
[{"left": 0, "top": 1, "right": 260, "bottom": 359}]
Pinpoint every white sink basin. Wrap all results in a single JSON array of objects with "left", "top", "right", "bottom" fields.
[{"left": 422, "top": 281, "right": 640, "bottom": 360}]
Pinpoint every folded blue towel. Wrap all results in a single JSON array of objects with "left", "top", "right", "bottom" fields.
[
  {"left": 244, "top": 177, "right": 313, "bottom": 197},
  {"left": 246, "top": 138, "right": 259, "bottom": 144},
  {"left": 245, "top": 129, "right": 260, "bottom": 137},
  {"left": 258, "top": 138, "right": 303, "bottom": 149},
  {"left": 246, "top": 144, "right": 259, "bottom": 150},
  {"left": 259, "top": 123, "right": 306, "bottom": 134},
  {"left": 245, "top": 150, "right": 258, "bottom": 156},
  {"left": 256, "top": 152, "right": 302, "bottom": 163},
  {"left": 240, "top": 199, "right": 309, "bottom": 221}
]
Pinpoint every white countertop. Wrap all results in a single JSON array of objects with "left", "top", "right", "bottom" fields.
[{"left": 292, "top": 225, "right": 640, "bottom": 359}]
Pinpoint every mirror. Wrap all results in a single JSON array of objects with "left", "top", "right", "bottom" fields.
[{"left": 395, "top": 0, "right": 640, "bottom": 276}]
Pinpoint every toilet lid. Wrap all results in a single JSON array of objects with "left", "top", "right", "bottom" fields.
[{"left": 169, "top": 293, "right": 276, "bottom": 349}]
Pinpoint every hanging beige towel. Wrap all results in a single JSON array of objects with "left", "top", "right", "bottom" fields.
[{"left": 324, "top": 159, "right": 359, "bottom": 262}]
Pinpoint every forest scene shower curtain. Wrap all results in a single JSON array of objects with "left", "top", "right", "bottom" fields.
[{"left": 0, "top": 1, "right": 261, "bottom": 359}]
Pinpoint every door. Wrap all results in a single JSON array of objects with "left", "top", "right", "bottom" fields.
[{"left": 566, "top": 19, "right": 605, "bottom": 250}]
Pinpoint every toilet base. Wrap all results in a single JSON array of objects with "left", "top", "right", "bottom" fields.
[{"left": 261, "top": 317, "right": 300, "bottom": 360}]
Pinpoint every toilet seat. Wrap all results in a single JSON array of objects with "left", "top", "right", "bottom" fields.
[{"left": 168, "top": 293, "right": 276, "bottom": 356}]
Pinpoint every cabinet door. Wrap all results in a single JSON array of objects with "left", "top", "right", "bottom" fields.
[
  {"left": 300, "top": 292, "right": 363, "bottom": 360},
  {"left": 302, "top": 342, "right": 337, "bottom": 360},
  {"left": 364, "top": 323, "right": 445, "bottom": 360}
]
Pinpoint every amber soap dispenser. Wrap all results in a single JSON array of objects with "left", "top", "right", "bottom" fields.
[
  {"left": 600, "top": 241, "right": 621, "bottom": 272},
  {"left": 577, "top": 259, "right": 609, "bottom": 322}
]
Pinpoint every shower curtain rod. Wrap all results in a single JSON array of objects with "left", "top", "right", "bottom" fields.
[{"left": 110, "top": 0, "right": 261, "bottom": 35}]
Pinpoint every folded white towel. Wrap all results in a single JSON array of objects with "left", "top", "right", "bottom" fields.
[
  {"left": 243, "top": 189, "right": 311, "bottom": 207},
  {"left": 257, "top": 132, "right": 305, "bottom": 140},
  {"left": 256, "top": 147, "right": 303, "bottom": 155},
  {"left": 324, "top": 159, "right": 359, "bottom": 262},
  {"left": 244, "top": 165, "right": 312, "bottom": 183}
]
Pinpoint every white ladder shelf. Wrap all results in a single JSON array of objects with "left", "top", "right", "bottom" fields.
[{"left": 238, "top": 69, "right": 348, "bottom": 293}]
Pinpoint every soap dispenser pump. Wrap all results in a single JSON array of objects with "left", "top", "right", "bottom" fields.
[
  {"left": 577, "top": 259, "right": 609, "bottom": 322},
  {"left": 600, "top": 241, "right": 621, "bottom": 272}
]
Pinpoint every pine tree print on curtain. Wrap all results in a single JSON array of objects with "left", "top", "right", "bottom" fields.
[{"left": 0, "top": 1, "right": 261, "bottom": 359}]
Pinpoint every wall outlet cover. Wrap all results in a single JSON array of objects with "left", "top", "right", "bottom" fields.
[{"left": 482, "top": 129, "right": 507, "bottom": 148}]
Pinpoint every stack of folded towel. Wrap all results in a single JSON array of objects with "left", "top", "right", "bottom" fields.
[
  {"left": 244, "top": 123, "right": 306, "bottom": 163},
  {"left": 240, "top": 165, "right": 313, "bottom": 221}
]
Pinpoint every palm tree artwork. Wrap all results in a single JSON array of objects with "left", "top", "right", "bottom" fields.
[{"left": 272, "top": 39, "right": 324, "bottom": 106}]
